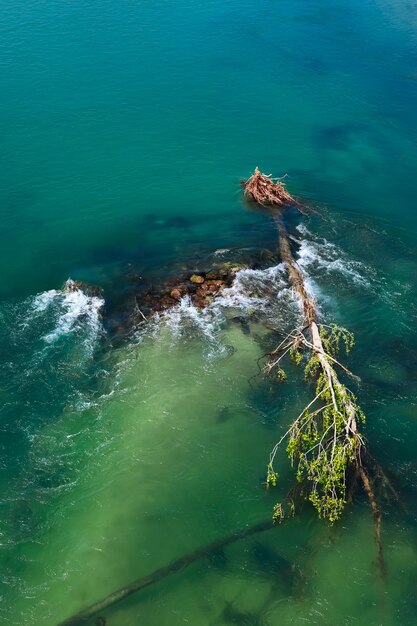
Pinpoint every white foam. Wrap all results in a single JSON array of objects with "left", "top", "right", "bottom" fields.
[
  {"left": 295, "top": 225, "right": 370, "bottom": 287},
  {"left": 27, "top": 279, "right": 105, "bottom": 353},
  {"left": 137, "top": 228, "right": 372, "bottom": 355},
  {"left": 44, "top": 280, "right": 104, "bottom": 345},
  {"left": 215, "top": 265, "right": 284, "bottom": 309},
  {"left": 153, "top": 264, "right": 301, "bottom": 358},
  {"left": 162, "top": 295, "right": 225, "bottom": 357},
  {"left": 32, "top": 289, "right": 59, "bottom": 313}
]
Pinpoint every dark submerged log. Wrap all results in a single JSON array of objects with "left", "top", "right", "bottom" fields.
[{"left": 58, "top": 521, "right": 274, "bottom": 626}]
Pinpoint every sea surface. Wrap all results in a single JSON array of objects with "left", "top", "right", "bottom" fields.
[{"left": 1, "top": 1, "right": 417, "bottom": 624}]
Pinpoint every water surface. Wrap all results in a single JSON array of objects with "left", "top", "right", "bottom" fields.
[{"left": 1, "top": 0, "right": 417, "bottom": 624}]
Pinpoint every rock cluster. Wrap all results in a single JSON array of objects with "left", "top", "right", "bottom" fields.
[
  {"left": 138, "top": 263, "right": 248, "bottom": 316},
  {"left": 97, "top": 247, "right": 278, "bottom": 338},
  {"left": 62, "top": 279, "right": 104, "bottom": 299}
]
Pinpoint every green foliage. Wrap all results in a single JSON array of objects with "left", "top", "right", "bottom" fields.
[
  {"left": 268, "top": 367, "right": 287, "bottom": 383},
  {"left": 288, "top": 499, "right": 296, "bottom": 517},
  {"left": 298, "top": 366, "right": 362, "bottom": 522},
  {"left": 290, "top": 346, "right": 303, "bottom": 366},
  {"left": 272, "top": 502, "right": 284, "bottom": 524},
  {"left": 304, "top": 355, "right": 320, "bottom": 380},
  {"left": 266, "top": 463, "right": 279, "bottom": 488},
  {"left": 271, "top": 498, "right": 296, "bottom": 525},
  {"left": 273, "top": 368, "right": 287, "bottom": 382},
  {"left": 319, "top": 324, "right": 355, "bottom": 356},
  {"left": 268, "top": 324, "right": 365, "bottom": 524}
]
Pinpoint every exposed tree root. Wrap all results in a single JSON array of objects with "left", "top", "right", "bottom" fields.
[
  {"left": 244, "top": 167, "right": 295, "bottom": 207},
  {"left": 243, "top": 168, "right": 387, "bottom": 573}
]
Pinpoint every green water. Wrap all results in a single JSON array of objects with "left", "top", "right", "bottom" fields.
[{"left": 1, "top": 0, "right": 417, "bottom": 624}]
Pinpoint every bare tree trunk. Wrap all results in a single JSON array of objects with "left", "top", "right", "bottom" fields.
[{"left": 274, "top": 213, "right": 384, "bottom": 570}]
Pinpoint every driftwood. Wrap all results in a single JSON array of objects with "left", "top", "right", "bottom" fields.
[{"left": 243, "top": 168, "right": 386, "bottom": 572}]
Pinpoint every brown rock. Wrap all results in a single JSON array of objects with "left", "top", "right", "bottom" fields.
[
  {"left": 170, "top": 288, "right": 182, "bottom": 300},
  {"left": 190, "top": 274, "right": 205, "bottom": 284},
  {"left": 219, "top": 262, "right": 249, "bottom": 276}
]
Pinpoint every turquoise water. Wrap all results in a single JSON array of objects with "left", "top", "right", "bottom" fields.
[{"left": 1, "top": 0, "right": 417, "bottom": 624}]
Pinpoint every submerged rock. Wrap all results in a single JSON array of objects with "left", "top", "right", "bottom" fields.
[
  {"left": 218, "top": 262, "right": 250, "bottom": 278},
  {"left": 114, "top": 246, "right": 280, "bottom": 333},
  {"left": 170, "top": 288, "right": 183, "bottom": 300},
  {"left": 62, "top": 279, "right": 104, "bottom": 299},
  {"left": 190, "top": 274, "right": 205, "bottom": 284},
  {"left": 231, "top": 315, "right": 251, "bottom": 335}
]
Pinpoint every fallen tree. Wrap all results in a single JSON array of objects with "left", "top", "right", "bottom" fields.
[
  {"left": 58, "top": 171, "right": 394, "bottom": 625},
  {"left": 244, "top": 167, "right": 388, "bottom": 572}
]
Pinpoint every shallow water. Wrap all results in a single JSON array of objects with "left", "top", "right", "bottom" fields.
[{"left": 1, "top": 0, "right": 417, "bottom": 625}]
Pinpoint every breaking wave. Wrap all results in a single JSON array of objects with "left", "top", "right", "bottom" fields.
[
  {"left": 294, "top": 224, "right": 371, "bottom": 287},
  {"left": 145, "top": 228, "right": 374, "bottom": 356},
  {"left": 0, "top": 280, "right": 107, "bottom": 457},
  {"left": 29, "top": 279, "right": 104, "bottom": 352},
  {"left": 148, "top": 266, "right": 296, "bottom": 359}
]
